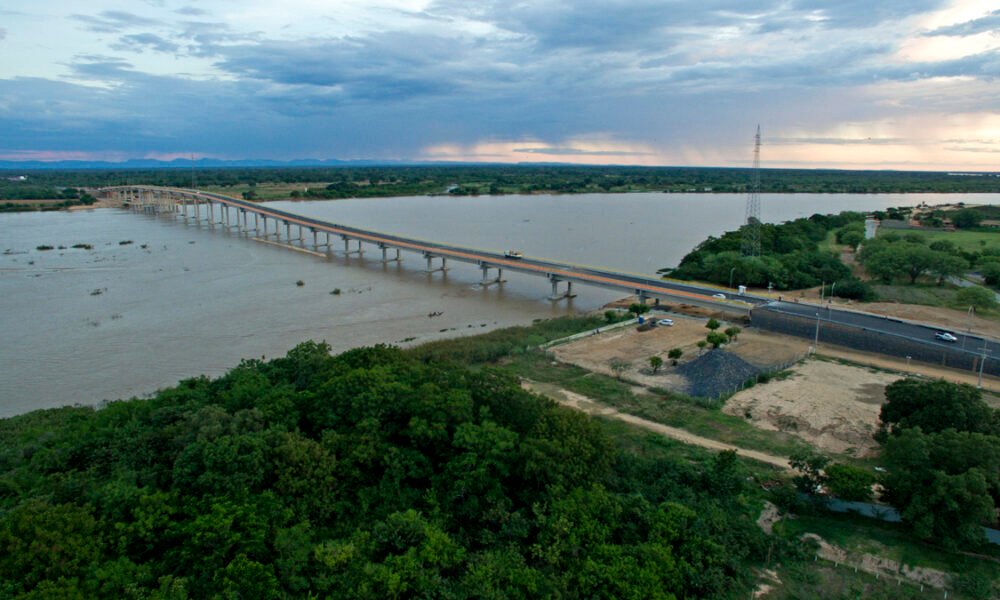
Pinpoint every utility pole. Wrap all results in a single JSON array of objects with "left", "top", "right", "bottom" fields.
[
  {"left": 741, "top": 125, "right": 762, "bottom": 257},
  {"left": 978, "top": 340, "right": 988, "bottom": 388},
  {"left": 813, "top": 313, "right": 821, "bottom": 352}
]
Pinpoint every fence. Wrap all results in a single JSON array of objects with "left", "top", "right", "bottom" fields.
[
  {"left": 751, "top": 306, "right": 999, "bottom": 377},
  {"left": 713, "top": 351, "right": 810, "bottom": 401}
]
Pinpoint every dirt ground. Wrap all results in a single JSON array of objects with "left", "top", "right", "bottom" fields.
[
  {"left": 549, "top": 315, "right": 809, "bottom": 390},
  {"left": 724, "top": 358, "right": 901, "bottom": 457}
]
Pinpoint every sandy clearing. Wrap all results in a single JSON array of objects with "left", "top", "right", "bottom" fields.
[
  {"left": 523, "top": 381, "right": 791, "bottom": 470},
  {"left": 724, "top": 359, "right": 901, "bottom": 457},
  {"left": 549, "top": 316, "right": 710, "bottom": 387},
  {"left": 548, "top": 316, "right": 809, "bottom": 391}
]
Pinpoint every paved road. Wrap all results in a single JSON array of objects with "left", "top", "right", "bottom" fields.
[{"left": 760, "top": 300, "right": 998, "bottom": 357}]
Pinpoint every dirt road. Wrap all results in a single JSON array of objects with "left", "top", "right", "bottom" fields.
[{"left": 523, "top": 381, "right": 791, "bottom": 470}]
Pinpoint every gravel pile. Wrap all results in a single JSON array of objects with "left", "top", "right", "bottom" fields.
[{"left": 676, "top": 349, "right": 762, "bottom": 399}]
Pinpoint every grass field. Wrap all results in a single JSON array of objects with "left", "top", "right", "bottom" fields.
[
  {"left": 871, "top": 283, "right": 963, "bottom": 308},
  {"left": 883, "top": 228, "right": 1000, "bottom": 252},
  {"left": 775, "top": 512, "right": 1000, "bottom": 599},
  {"left": 499, "top": 352, "right": 838, "bottom": 462}
]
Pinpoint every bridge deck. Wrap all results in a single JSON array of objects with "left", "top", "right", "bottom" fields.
[{"left": 107, "top": 185, "right": 767, "bottom": 309}]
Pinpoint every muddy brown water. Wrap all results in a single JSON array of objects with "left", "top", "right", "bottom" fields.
[{"left": 2, "top": 192, "right": 990, "bottom": 417}]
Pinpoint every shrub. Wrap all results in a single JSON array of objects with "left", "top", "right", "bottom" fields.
[{"left": 830, "top": 278, "right": 876, "bottom": 301}]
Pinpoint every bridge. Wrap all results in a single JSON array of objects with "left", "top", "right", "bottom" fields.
[
  {"left": 101, "top": 185, "right": 1000, "bottom": 378},
  {"left": 101, "top": 185, "right": 764, "bottom": 309}
]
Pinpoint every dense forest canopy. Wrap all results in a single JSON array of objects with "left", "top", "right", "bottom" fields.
[
  {"left": 0, "top": 341, "right": 770, "bottom": 598},
  {"left": 2, "top": 165, "right": 1000, "bottom": 201},
  {"left": 665, "top": 213, "right": 864, "bottom": 291}
]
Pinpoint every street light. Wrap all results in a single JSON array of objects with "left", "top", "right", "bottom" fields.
[
  {"left": 729, "top": 267, "right": 736, "bottom": 290},
  {"left": 963, "top": 306, "right": 975, "bottom": 351},
  {"left": 978, "top": 339, "right": 989, "bottom": 389},
  {"left": 813, "top": 312, "right": 821, "bottom": 351}
]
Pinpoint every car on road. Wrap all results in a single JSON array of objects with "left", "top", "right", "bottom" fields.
[
  {"left": 657, "top": 318, "right": 674, "bottom": 326},
  {"left": 504, "top": 250, "right": 523, "bottom": 259},
  {"left": 712, "top": 293, "right": 726, "bottom": 300},
  {"left": 935, "top": 332, "right": 958, "bottom": 343}
]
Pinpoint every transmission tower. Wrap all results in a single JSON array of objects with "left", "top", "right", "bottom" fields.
[{"left": 741, "top": 125, "right": 762, "bottom": 257}]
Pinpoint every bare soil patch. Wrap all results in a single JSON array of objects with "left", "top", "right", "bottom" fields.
[
  {"left": 724, "top": 359, "right": 901, "bottom": 457},
  {"left": 549, "top": 316, "right": 810, "bottom": 394}
]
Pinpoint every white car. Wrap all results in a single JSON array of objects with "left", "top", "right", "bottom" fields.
[
  {"left": 935, "top": 332, "right": 958, "bottom": 343},
  {"left": 657, "top": 318, "right": 674, "bottom": 326},
  {"left": 712, "top": 293, "right": 726, "bottom": 300},
  {"left": 504, "top": 250, "right": 523, "bottom": 259}
]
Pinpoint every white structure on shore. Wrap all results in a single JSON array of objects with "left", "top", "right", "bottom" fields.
[{"left": 864, "top": 215, "right": 879, "bottom": 239}]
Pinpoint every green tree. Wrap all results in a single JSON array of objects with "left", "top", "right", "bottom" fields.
[
  {"left": 705, "top": 318, "right": 721, "bottom": 331},
  {"left": 952, "top": 208, "right": 984, "bottom": 229},
  {"left": 957, "top": 285, "right": 998, "bottom": 310},
  {"left": 978, "top": 260, "right": 1000, "bottom": 286},
  {"left": 789, "top": 450, "right": 830, "bottom": 494},
  {"left": 628, "top": 303, "right": 650, "bottom": 316},
  {"left": 824, "top": 463, "right": 875, "bottom": 502},
  {"left": 881, "top": 428, "right": 999, "bottom": 546},
  {"left": 929, "top": 252, "right": 968, "bottom": 285},
  {"left": 667, "top": 348, "right": 683, "bottom": 366},
  {"left": 878, "top": 379, "right": 998, "bottom": 439},
  {"left": 696, "top": 340, "right": 707, "bottom": 354},
  {"left": 648, "top": 355, "right": 664, "bottom": 374},
  {"left": 706, "top": 331, "right": 728, "bottom": 348},
  {"left": 723, "top": 326, "right": 741, "bottom": 342}
]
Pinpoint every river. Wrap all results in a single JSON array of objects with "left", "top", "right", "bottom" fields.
[{"left": 2, "top": 192, "right": 994, "bottom": 417}]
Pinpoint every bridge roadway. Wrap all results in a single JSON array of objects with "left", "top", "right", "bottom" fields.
[
  {"left": 108, "top": 185, "right": 769, "bottom": 308},
  {"left": 106, "top": 185, "right": 999, "bottom": 375},
  {"left": 762, "top": 300, "right": 999, "bottom": 359}
]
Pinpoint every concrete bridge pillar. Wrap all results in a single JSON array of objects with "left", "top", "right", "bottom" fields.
[
  {"left": 379, "top": 243, "right": 400, "bottom": 263},
  {"left": 635, "top": 289, "right": 648, "bottom": 305},
  {"left": 285, "top": 221, "right": 291, "bottom": 242},
  {"left": 548, "top": 275, "right": 576, "bottom": 301},
  {"left": 342, "top": 236, "right": 363, "bottom": 255},
  {"left": 478, "top": 262, "right": 505, "bottom": 286},
  {"left": 424, "top": 252, "right": 448, "bottom": 273},
  {"left": 253, "top": 212, "right": 259, "bottom": 234}
]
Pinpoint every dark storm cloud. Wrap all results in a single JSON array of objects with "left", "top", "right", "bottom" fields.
[
  {"left": 926, "top": 9, "right": 1000, "bottom": 37},
  {"left": 214, "top": 32, "right": 499, "bottom": 101}
]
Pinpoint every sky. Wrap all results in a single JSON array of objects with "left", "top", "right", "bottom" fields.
[{"left": 1, "top": 0, "right": 998, "bottom": 170}]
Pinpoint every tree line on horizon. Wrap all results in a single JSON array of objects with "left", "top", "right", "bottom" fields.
[{"left": 2, "top": 165, "right": 1000, "bottom": 201}]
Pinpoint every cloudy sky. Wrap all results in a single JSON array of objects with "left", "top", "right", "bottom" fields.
[{"left": 1, "top": 0, "right": 998, "bottom": 169}]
